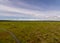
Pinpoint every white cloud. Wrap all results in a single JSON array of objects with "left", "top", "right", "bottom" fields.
[
  {"left": 1, "top": 4, "right": 60, "bottom": 20},
  {"left": 0, "top": 0, "right": 60, "bottom": 20},
  {"left": 16, "top": 1, "right": 41, "bottom": 10},
  {"left": 0, "top": 4, "right": 44, "bottom": 17}
]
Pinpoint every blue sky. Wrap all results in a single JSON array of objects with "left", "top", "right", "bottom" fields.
[{"left": 0, "top": 0, "right": 60, "bottom": 20}]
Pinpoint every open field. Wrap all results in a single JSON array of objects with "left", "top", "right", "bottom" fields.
[{"left": 0, "top": 21, "right": 60, "bottom": 43}]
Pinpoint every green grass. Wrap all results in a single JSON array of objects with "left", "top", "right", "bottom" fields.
[{"left": 0, "top": 21, "right": 60, "bottom": 43}]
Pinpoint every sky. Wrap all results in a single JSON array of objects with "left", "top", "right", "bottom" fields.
[{"left": 0, "top": 0, "right": 60, "bottom": 20}]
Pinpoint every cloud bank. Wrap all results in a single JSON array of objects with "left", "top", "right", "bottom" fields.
[{"left": 0, "top": 0, "right": 60, "bottom": 20}]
